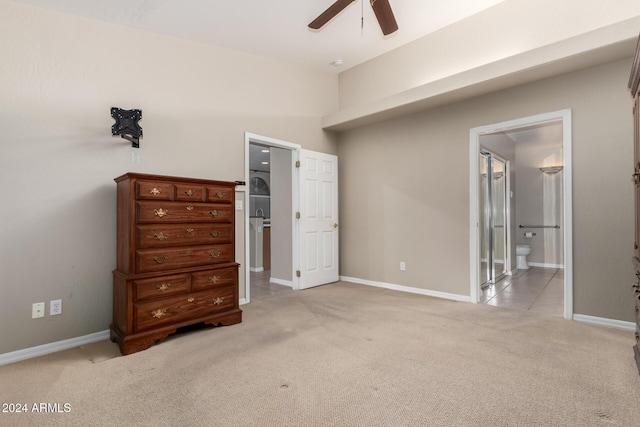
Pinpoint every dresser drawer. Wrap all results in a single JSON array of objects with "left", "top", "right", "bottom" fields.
[
  {"left": 175, "top": 183, "right": 206, "bottom": 202},
  {"left": 134, "top": 274, "right": 189, "bottom": 301},
  {"left": 191, "top": 266, "right": 237, "bottom": 291},
  {"left": 136, "top": 244, "right": 234, "bottom": 273},
  {"left": 206, "top": 185, "right": 233, "bottom": 203},
  {"left": 136, "top": 201, "right": 232, "bottom": 223},
  {"left": 136, "top": 180, "right": 173, "bottom": 200},
  {"left": 136, "top": 224, "right": 233, "bottom": 248},
  {"left": 134, "top": 287, "right": 235, "bottom": 332}
]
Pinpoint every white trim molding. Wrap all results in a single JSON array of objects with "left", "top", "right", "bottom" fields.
[
  {"left": 340, "top": 276, "right": 472, "bottom": 303},
  {"left": 269, "top": 277, "right": 294, "bottom": 288},
  {"left": 573, "top": 314, "right": 635, "bottom": 331},
  {"left": 0, "top": 330, "right": 110, "bottom": 366},
  {"left": 527, "top": 262, "right": 565, "bottom": 269}
]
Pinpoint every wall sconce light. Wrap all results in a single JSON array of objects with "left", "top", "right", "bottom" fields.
[
  {"left": 540, "top": 166, "right": 563, "bottom": 174},
  {"left": 111, "top": 107, "right": 142, "bottom": 148}
]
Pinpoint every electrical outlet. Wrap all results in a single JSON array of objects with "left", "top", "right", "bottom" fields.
[
  {"left": 50, "top": 299, "right": 62, "bottom": 316},
  {"left": 32, "top": 302, "right": 45, "bottom": 319},
  {"left": 400, "top": 262, "right": 406, "bottom": 271}
]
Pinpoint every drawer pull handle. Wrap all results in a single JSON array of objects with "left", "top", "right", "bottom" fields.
[
  {"left": 154, "top": 232, "right": 168, "bottom": 241},
  {"left": 210, "top": 252, "right": 221, "bottom": 258},
  {"left": 154, "top": 208, "right": 168, "bottom": 218},
  {"left": 185, "top": 189, "right": 195, "bottom": 196},
  {"left": 151, "top": 309, "right": 167, "bottom": 319},
  {"left": 149, "top": 188, "right": 161, "bottom": 195},
  {"left": 186, "top": 206, "right": 194, "bottom": 211},
  {"left": 213, "top": 297, "right": 224, "bottom": 305},
  {"left": 156, "top": 283, "right": 171, "bottom": 292},
  {"left": 215, "top": 192, "right": 226, "bottom": 199},
  {"left": 208, "top": 275, "right": 221, "bottom": 284},
  {"left": 210, "top": 210, "right": 220, "bottom": 217},
  {"left": 210, "top": 231, "right": 221, "bottom": 238},
  {"left": 187, "top": 297, "right": 195, "bottom": 303},
  {"left": 154, "top": 256, "right": 168, "bottom": 264},
  {"left": 186, "top": 228, "right": 194, "bottom": 233}
]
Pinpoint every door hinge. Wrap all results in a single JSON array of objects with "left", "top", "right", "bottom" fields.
[
  {"left": 296, "top": 270, "right": 301, "bottom": 277},
  {"left": 295, "top": 160, "right": 300, "bottom": 168},
  {"left": 296, "top": 212, "right": 300, "bottom": 219}
]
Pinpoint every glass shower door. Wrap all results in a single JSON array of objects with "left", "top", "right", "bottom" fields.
[{"left": 480, "top": 151, "right": 508, "bottom": 286}]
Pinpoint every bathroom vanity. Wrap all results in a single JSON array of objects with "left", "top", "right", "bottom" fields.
[{"left": 629, "top": 33, "right": 640, "bottom": 376}]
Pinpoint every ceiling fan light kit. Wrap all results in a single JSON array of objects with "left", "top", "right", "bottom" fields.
[{"left": 309, "top": 0, "right": 398, "bottom": 36}]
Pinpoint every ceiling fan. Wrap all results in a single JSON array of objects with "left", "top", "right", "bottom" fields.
[{"left": 309, "top": 0, "right": 398, "bottom": 36}]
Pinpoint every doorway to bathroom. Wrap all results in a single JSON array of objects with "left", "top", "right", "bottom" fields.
[{"left": 469, "top": 110, "right": 573, "bottom": 319}]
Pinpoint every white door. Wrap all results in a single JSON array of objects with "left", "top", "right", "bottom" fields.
[{"left": 298, "top": 149, "right": 339, "bottom": 289}]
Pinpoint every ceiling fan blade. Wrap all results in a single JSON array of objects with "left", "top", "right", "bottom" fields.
[
  {"left": 370, "top": 0, "right": 398, "bottom": 35},
  {"left": 308, "top": 0, "right": 357, "bottom": 30}
]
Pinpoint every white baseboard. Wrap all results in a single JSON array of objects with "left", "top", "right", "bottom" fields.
[
  {"left": 573, "top": 314, "right": 635, "bottom": 331},
  {"left": 249, "top": 267, "right": 264, "bottom": 272},
  {"left": 239, "top": 298, "right": 248, "bottom": 305},
  {"left": 0, "top": 330, "right": 111, "bottom": 367},
  {"left": 528, "top": 262, "right": 564, "bottom": 269},
  {"left": 340, "top": 276, "right": 472, "bottom": 303},
  {"left": 270, "top": 277, "right": 293, "bottom": 287}
]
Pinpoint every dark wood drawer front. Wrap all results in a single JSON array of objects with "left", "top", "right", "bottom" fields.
[
  {"left": 136, "top": 181, "right": 173, "bottom": 200},
  {"left": 206, "top": 186, "right": 233, "bottom": 203},
  {"left": 134, "top": 287, "right": 235, "bottom": 332},
  {"left": 136, "top": 201, "right": 232, "bottom": 223},
  {"left": 192, "top": 266, "right": 237, "bottom": 291},
  {"left": 134, "top": 274, "right": 189, "bottom": 301},
  {"left": 175, "top": 184, "right": 206, "bottom": 202},
  {"left": 136, "top": 224, "right": 233, "bottom": 248},
  {"left": 136, "top": 244, "right": 233, "bottom": 273}
]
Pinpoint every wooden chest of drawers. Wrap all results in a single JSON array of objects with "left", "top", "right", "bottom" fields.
[{"left": 110, "top": 173, "right": 242, "bottom": 355}]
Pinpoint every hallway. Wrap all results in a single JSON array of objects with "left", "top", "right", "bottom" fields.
[
  {"left": 481, "top": 267, "right": 563, "bottom": 317},
  {"left": 250, "top": 270, "right": 292, "bottom": 301}
]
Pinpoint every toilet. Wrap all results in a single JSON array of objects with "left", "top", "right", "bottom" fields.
[{"left": 516, "top": 245, "right": 531, "bottom": 269}]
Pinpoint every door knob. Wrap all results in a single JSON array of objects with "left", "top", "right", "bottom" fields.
[{"left": 333, "top": 223, "right": 339, "bottom": 229}]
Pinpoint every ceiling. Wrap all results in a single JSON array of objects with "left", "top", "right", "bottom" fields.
[{"left": 12, "top": 0, "right": 505, "bottom": 72}]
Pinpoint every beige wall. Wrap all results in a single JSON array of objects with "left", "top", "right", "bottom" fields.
[
  {"left": 338, "top": 0, "right": 640, "bottom": 111},
  {"left": 0, "top": 1, "right": 338, "bottom": 354},
  {"left": 338, "top": 58, "right": 635, "bottom": 321},
  {"left": 270, "top": 147, "right": 293, "bottom": 283}
]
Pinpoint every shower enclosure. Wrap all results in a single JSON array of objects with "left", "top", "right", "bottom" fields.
[{"left": 479, "top": 151, "right": 509, "bottom": 286}]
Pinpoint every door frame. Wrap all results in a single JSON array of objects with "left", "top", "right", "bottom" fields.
[
  {"left": 469, "top": 109, "right": 573, "bottom": 319},
  {"left": 244, "top": 132, "right": 301, "bottom": 304}
]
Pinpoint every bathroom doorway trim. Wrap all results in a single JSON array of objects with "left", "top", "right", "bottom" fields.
[{"left": 469, "top": 109, "right": 573, "bottom": 319}]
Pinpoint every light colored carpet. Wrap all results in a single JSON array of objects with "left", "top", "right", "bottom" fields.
[{"left": 1, "top": 281, "right": 639, "bottom": 426}]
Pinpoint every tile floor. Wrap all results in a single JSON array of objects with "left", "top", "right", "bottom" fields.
[
  {"left": 251, "top": 267, "right": 564, "bottom": 317},
  {"left": 481, "top": 266, "right": 564, "bottom": 317},
  {"left": 250, "top": 270, "right": 292, "bottom": 301}
]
